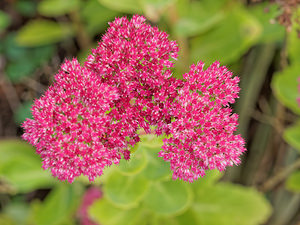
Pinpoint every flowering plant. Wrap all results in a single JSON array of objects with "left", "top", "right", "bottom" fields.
[{"left": 22, "top": 15, "right": 246, "bottom": 183}]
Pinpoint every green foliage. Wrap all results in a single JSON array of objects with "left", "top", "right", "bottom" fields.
[
  {"left": 0, "top": 10, "right": 10, "bottom": 31},
  {"left": 272, "top": 64, "right": 300, "bottom": 115},
  {"left": 14, "top": 101, "right": 33, "bottom": 124},
  {"left": 176, "top": 183, "right": 271, "bottom": 225},
  {"left": 16, "top": 20, "right": 73, "bottom": 47},
  {"left": 98, "top": 0, "right": 143, "bottom": 14},
  {"left": 283, "top": 121, "right": 300, "bottom": 153},
  {"left": 81, "top": 0, "right": 120, "bottom": 35},
  {"left": 3, "top": 33, "right": 55, "bottom": 82},
  {"left": 38, "top": 0, "right": 81, "bottom": 17},
  {"left": 28, "top": 184, "right": 83, "bottom": 225},
  {"left": 88, "top": 135, "right": 271, "bottom": 225},
  {"left": 190, "top": 5, "right": 261, "bottom": 65},
  {"left": 286, "top": 171, "right": 300, "bottom": 192},
  {"left": 0, "top": 140, "right": 55, "bottom": 193}
]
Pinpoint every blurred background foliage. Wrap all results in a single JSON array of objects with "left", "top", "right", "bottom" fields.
[{"left": 0, "top": 0, "right": 300, "bottom": 224}]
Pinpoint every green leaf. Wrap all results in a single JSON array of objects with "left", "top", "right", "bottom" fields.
[
  {"left": 15, "top": 0, "right": 37, "bottom": 17},
  {"left": 89, "top": 197, "right": 144, "bottom": 225},
  {"left": 287, "top": 9, "right": 300, "bottom": 64},
  {"left": 248, "top": 2, "right": 284, "bottom": 43},
  {"left": 14, "top": 101, "right": 33, "bottom": 124},
  {"left": 0, "top": 140, "right": 55, "bottom": 193},
  {"left": 190, "top": 6, "right": 261, "bottom": 65},
  {"left": 176, "top": 183, "right": 271, "bottom": 225},
  {"left": 3, "top": 201, "right": 30, "bottom": 225},
  {"left": 29, "top": 183, "right": 83, "bottom": 225},
  {"left": 104, "top": 171, "right": 149, "bottom": 208},
  {"left": 138, "top": 135, "right": 171, "bottom": 180},
  {"left": 283, "top": 122, "right": 300, "bottom": 153},
  {"left": 98, "top": 0, "right": 143, "bottom": 13},
  {"left": 0, "top": 10, "right": 10, "bottom": 31},
  {"left": 5, "top": 60, "right": 37, "bottom": 83},
  {"left": 81, "top": 0, "right": 120, "bottom": 35},
  {"left": 38, "top": 0, "right": 80, "bottom": 17},
  {"left": 16, "top": 20, "right": 73, "bottom": 47},
  {"left": 189, "top": 170, "right": 223, "bottom": 190},
  {"left": 143, "top": 180, "right": 192, "bottom": 216},
  {"left": 272, "top": 64, "right": 300, "bottom": 115},
  {"left": 173, "top": 0, "right": 225, "bottom": 37},
  {"left": 286, "top": 171, "right": 300, "bottom": 192},
  {"left": 117, "top": 147, "right": 148, "bottom": 175}
]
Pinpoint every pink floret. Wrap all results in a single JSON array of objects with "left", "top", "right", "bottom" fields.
[{"left": 159, "top": 61, "right": 246, "bottom": 182}]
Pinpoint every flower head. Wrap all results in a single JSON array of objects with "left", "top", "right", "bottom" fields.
[
  {"left": 86, "top": 15, "right": 179, "bottom": 134},
  {"left": 22, "top": 59, "right": 131, "bottom": 182},
  {"left": 159, "top": 62, "right": 246, "bottom": 182}
]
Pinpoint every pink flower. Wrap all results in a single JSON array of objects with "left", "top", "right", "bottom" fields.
[
  {"left": 86, "top": 15, "right": 180, "bottom": 135},
  {"left": 78, "top": 187, "right": 102, "bottom": 225},
  {"left": 22, "top": 59, "right": 131, "bottom": 183},
  {"left": 159, "top": 61, "right": 246, "bottom": 182}
]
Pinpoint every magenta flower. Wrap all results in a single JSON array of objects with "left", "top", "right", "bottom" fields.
[
  {"left": 22, "top": 59, "right": 131, "bottom": 183},
  {"left": 22, "top": 15, "right": 246, "bottom": 183},
  {"left": 78, "top": 187, "right": 102, "bottom": 225},
  {"left": 86, "top": 15, "right": 180, "bottom": 135},
  {"left": 159, "top": 62, "right": 246, "bottom": 182}
]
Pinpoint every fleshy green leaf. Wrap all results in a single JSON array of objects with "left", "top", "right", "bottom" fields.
[
  {"left": 173, "top": 0, "right": 225, "bottom": 37},
  {"left": 272, "top": 64, "right": 300, "bottom": 115},
  {"left": 81, "top": 0, "right": 120, "bottom": 35},
  {"left": 16, "top": 20, "right": 73, "bottom": 47},
  {"left": 0, "top": 10, "right": 10, "bottom": 31},
  {"left": 0, "top": 140, "right": 55, "bottom": 193},
  {"left": 286, "top": 171, "right": 300, "bottom": 192},
  {"left": 29, "top": 184, "right": 82, "bottom": 225},
  {"left": 117, "top": 147, "right": 148, "bottom": 175},
  {"left": 38, "top": 0, "right": 80, "bottom": 16},
  {"left": 176, "top": 183, "right": 271, "bottom": 225},
  {"left": 104, "top": 171, "right": 149, "bottom": 208},
  {"left": 283, "top": 122, "right": 300, "bottom": 153},
  {"left": 143, "top": 180, "right": 192, "bottom": 216},
  {"left": 248, "top": 2, "right": 284, "bottom": 43},
  {"left": 98, "top": 0, "right": 143, "bottom": 13},
  {"left": 89, "top": 197, "right": 144, "bottom": 225},
  {"left": 190, "top": 6, "right": 261, "bottom": 65},
  {"left": 139, "top": 135, "right": 171, "bottom": 180},
  {"left": 14, "top": 101, "right": 33, "bottom": 124}
]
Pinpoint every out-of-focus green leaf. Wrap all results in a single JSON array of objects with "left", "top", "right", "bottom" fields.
[
  {"left": 118, "top": 148, "right": 148, "bottom": 175},
  {"left": 176, "top": 183, "right": 271, "bottom": 225},
  {"left": 3, "top": 201, "right": 30, "bottom": 225},
  {"left": 29, "top": 184, "right": 82, "bottom": 225},
  {"left": 98, "top": 0, "right": 143, "bottom": 13},
  {"left": 89, "top": 197, "right": 144, "bottom": 225},
  {"left": 272, "top": 64, "right": 300, "bottom": 115},
  {"left": 0, "top": 10, "right": 10, "bottom": 31},
  {"left": 248, "top": 2, "right": 284, "bottom": 43},
  {"left": 0, "top": 140, "right": 55, "bottom": 193},
  {"left": 16, "top": 20, "right": 73, "bottom": 47},
  {"left": 143, "top": 180, "right": 192, "bottom": 216},
  {"left": 287, "top": 18, "right": 300, "bottom": 64},
  {"left": 190, "top": 170, "right": 223, "bottom": 190},
  {"left": 173, "top": 0, "right": 225, "bottom": 37},
  {"left": 81, "top": 0, "right": 119, "bottom": 35},
  {"left": 14, "top": 101, "right": 33, "bottom": 124},
  {"left": 286, "top": 171, "right": 300, "bottom": 192},
  {"left": 38, "top": 0, "right": 80, "bottom": 16},
  {"left": 4, "top": 34, "right": 55, "bottom": 83},
  {"left": 0, "top": 215, "right": 15, "bottom": 225},
  {"left": 15, "top": 0, "right": 37, "bottom": 17},
  {"left": 5, "top": 60, "right": 37, "bottom": 83},
  {"left": 104, "top": 171, "right": 149, "bottom": 208},
  {"left": 283, "top": 122, "right": 300, "bottom": 153},
  {"left": 190, "top": 6, "right": 261, "bottom": 65}
]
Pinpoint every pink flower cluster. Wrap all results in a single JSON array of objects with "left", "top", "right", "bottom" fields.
[{"left": 22, "top": 15, "right": 246, "bottom": 183}]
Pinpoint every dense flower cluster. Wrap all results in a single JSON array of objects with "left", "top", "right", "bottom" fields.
[
  {"left": 159, "top": 62, "right": 245, "bottom": 182},
  {"left": 22, "top": 15, "right": 246, "bottom": 183}
]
